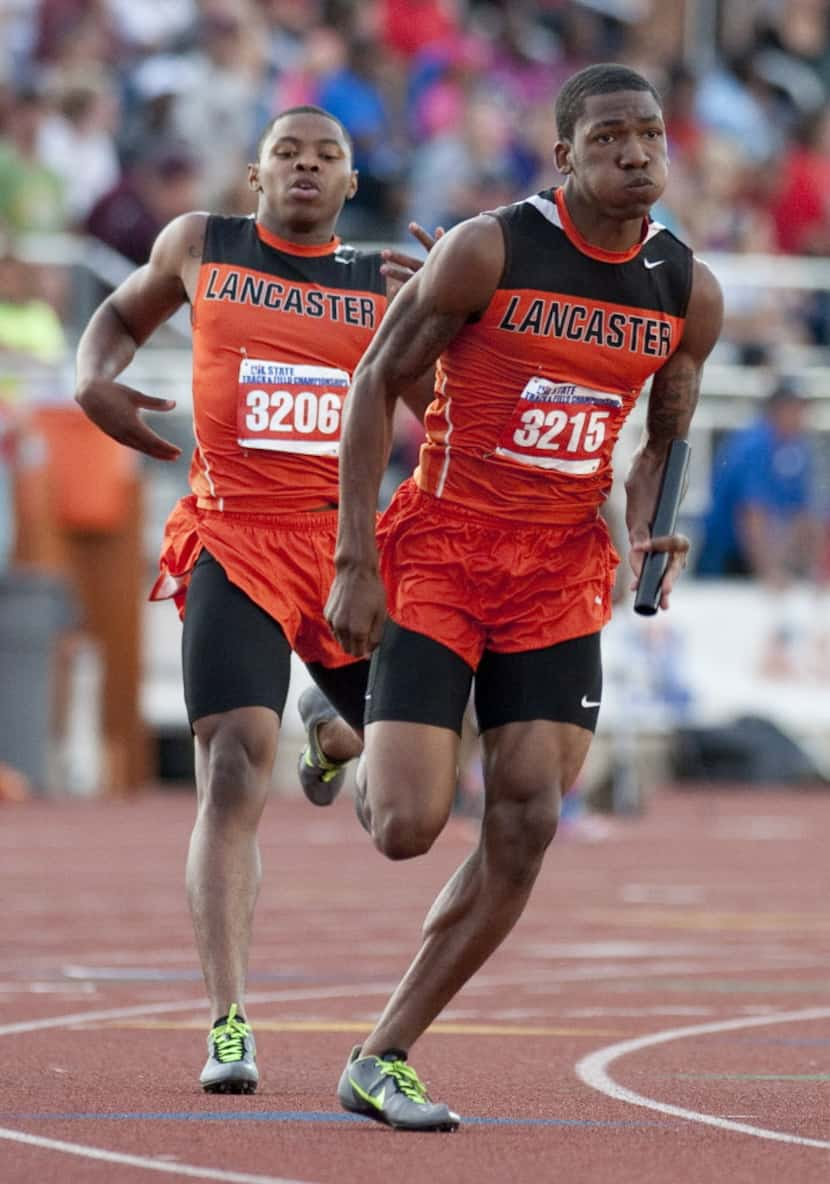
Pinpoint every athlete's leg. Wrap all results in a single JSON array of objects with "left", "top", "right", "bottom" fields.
[
  {"left": 296, "top": 660, "right": 369, "bottom": 805},
  {"left": 359, "top": 634, "right": 601, "bottom": 1058},
  {"left": 360, "top": 719, "right": 589, "bottom": 1056},
  {"left": 183, "top": 551, "right": 292, "bottom": 1022},
  {"left": 305, "top": 658, "right": 370, "bottom": 761},
  {"left": 189, "top": 707, "right": 279, "bottom": 1020},
  {"left": 360, "top": 621, "right": 473, "bottom": 854}
]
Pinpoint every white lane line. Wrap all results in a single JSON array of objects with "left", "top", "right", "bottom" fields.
[
  {"left": 0, "top": 969, "right": 540, "bottom": 1181},
  {"left": 0, "top": 968, "right": 544, "bottom": 1038},
  {"left": 0, "top": 982, "right": 399, "bottom": 1038},
  {"left": 0, "top": 1128, "right": 313, "bottom": 1184},
  {"left": 575, "top": 1006, "right": 830, "bottom": 1150}
]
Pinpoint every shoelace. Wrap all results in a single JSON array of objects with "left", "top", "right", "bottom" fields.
[
  {"left": 377, "top": 1059, "right": 430, "bottom": 1103},
  {"left": 211, "top": 1004, "right": 251, "bottom": 1064}
]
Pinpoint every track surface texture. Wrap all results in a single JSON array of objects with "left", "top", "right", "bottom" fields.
[{"left": 1, "top": 784, "right": 829, "bottom": 1184}]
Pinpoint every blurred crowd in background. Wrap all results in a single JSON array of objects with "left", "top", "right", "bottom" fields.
[{"left": 1, "top": 0, "right": 829, "bottom": 802}]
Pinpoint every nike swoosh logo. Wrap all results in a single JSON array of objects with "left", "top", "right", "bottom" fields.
[
  {"left": 643, "top": 258, "right": 664, "bottom": 269},
  {"left": 349, "top": 1075, "right": 387, "bottom": 1110},
  {"left": 581, "top": 695, "right": 601, "bottom": 709}
]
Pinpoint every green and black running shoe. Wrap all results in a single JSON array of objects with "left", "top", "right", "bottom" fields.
[
  {"left": 297, "top": 685, "right": 349, "bottom": 806},
  {"left": 337, "top": 1045, "right": 460, "bottom": 1131},
  {"left": 199, "top": 1004, "right": 258, "bottom": 1094}
]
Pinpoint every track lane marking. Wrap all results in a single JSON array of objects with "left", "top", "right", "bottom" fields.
[
  {"left": 0, "top": 967, "right": 605, "bottom": 1039},
  {"left": 0, "top": 1128, "right": 313, "bottom": 1184},
  {"left": 576, "top": 1006, "right": 830, "bottom": 1149}
]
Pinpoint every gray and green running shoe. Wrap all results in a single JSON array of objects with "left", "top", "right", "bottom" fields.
[
  {"left": 297, "top": 685, "right": 349, "bottom": 806},
  {"left": 199, "top": 1004, "right": 258, "bottom": 1094},
  {"left": 337, "top": 1045, "right": 460, "bottom": 1131}
]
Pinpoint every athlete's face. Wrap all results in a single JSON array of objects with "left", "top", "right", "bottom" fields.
[
  {"left": 249, "top": 112, "right": 358, "bottom": 236},
  {"left": 555, "top": 90, "right": 668, "bottom": 220}
]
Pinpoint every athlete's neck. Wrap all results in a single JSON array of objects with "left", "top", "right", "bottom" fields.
[
  {"left": 255, "top": 208, "right": 339, "bottom": 247},
  {"left": 559, "top": 182, "right": 648, "bottom": 253}
]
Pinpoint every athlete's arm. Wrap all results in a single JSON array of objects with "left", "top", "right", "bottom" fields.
[
  {"left": 75, "top": 212, "right": 208, "bottom": 461},
  {"left": 325, "top": 215, "right": 504, "bottom": 656},
  {"left": 383, "top": 224, "right": 445, "bottom": 421},
  {"left": 625, "top": 257, "right": 723, "bottom": 608}
]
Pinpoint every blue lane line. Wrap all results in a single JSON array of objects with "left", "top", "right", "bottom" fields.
[{"left": 0, "top": 1111, "right": 670, "bottom": 1128}]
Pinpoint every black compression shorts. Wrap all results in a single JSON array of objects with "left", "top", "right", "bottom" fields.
[
  {"left": 183, "top": 549, "right": 370, "bottom": 731},
  {"left": 364, "top": 621, "right": 602, "bottom": 735}
]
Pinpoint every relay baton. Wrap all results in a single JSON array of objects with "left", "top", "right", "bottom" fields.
[{"left": 633, "top": 438, "right": 691, "bottom": 617}]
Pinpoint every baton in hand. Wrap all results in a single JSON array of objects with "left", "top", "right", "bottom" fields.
[{"left": 633, "top": 438, "right": 691, "bottom": 617}]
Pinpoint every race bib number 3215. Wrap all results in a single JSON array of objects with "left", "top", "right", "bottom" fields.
[
  {"left": 237, "top": 359, "right": 350, "bottom": 455},
  {"left": 494, "top": 378, "right": 624, "bottom": 474}
]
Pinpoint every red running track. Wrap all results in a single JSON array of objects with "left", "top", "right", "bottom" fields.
[{"left": 1, "top": 784, "right": 829, "bottom": 1184}]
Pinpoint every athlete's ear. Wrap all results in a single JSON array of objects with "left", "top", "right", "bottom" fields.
[
  {"left": 554, "top": 140, "right": 571, "bottom": 174},
  {"left": 346, "top": 169, "right": 358, "bottom": 200},
  {"left": 247, "top": 162, "right": 262, "bottom": 192}
]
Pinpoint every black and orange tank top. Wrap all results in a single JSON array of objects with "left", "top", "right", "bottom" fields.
[
  {"left": 414, "top": 187, "right": 693, "bottom": 524},
  {"left": 189, "top": 215, "right": 387, "bottom": 512}
]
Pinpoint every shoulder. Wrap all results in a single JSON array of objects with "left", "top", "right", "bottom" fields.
[
  {"left": 675, "top": 255, "right": 723, "bottom": 354},
  {"left": 689, "top": 256, "right": 723, "bottom": 308},
  {"left": 415, "top": 214, "right": 505, "bottom": 316},
  {"left": 427, "top": 213, "right": 505, "bottom": 277},
  {"left": 151, "top": 211, "right": 210, "bottom": 265}
]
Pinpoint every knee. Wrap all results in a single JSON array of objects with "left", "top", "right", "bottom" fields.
[
  {"left": 483, "top": 786, "right": 560, "bottom": 884},
  {"left": 198, "top": 725, "right": 272, "bottom": 818},
  {"left": 371, "top": 805, "right": 443, "bottom": 861}
]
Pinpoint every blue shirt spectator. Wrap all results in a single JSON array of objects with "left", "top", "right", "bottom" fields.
[{"left": 697, "top": 380, "right": 819, "bottom": 582}]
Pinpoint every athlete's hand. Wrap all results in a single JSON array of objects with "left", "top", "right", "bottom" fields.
[
  {"left": 381, "top": 222, "right": 445, "bottom": 299},
  {"left": 325, "top": 566, "right": 387, "bottom": 657},
  {"left": 628, "top": 531, "right": 691, "bottom": 612},
  {"left": 76, "top": 380, "right": 182, "bottom": 461}
]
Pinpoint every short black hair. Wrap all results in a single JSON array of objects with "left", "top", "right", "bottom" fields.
[
  {"left": 555, "top": 63, "right": 661, "bottom": 141},
  {"left": 256, "top": 106, "right": 353, "bottom": 158}
]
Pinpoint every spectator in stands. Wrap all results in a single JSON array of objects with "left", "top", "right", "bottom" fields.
[
  {"left": 0, "top": 82, "right": 66, "bottom": 233},
  {"left": 763, "top": 105, "right": 830, "bottom": 347},
  {"left": 84, "top": 141, "right": 201, "bottom": 265},
  {"left": 696, "top": 377, "right": 822, "bottom": 586},
  {"left": 315, "top": 36, "right": 405, "bottom": 237},
  {"left": 752, "top": 0, "right": 830, "bottom": 97},
  {"left": 694, "top": 50, "right": 782, "bottom": 163},
  {"left": 165, "top": 4, "right": 272, "bottom": 208},
  {"left": 32, "top": 0, "right": 119, "bottom": 73},
  {"left": 378, "top": 0, "right": 461, "bottom": 62},
  {"left": 0, "top": 240, "right": 68, "bottom": 804},
  {"left": 405, "top": 93, "right": 527, "bottom": 232},
  {"left": 37, "top": 72, "right": 121, "bottom": 227}
]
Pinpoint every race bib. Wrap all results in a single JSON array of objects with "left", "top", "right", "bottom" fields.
[
  {"left": 494, "top": 378, "right": 624, "bottom": 474},
  {"left": 237, "top": 359, "right": 350, "bottom": 455}
]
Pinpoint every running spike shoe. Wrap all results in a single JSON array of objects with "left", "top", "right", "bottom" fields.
[
  {"left": 199, "top": 1003, "right": 258, "bottom": 1094},
  {"left": 297, "top": 684, "right": 349, "bottom": 806},
  {"left": 337, "top": 1045, "right": 460, "bottom": 1131}
]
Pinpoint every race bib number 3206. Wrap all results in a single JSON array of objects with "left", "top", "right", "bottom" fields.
[
  {"left": 237, "top": 359, "right": 350, "bottom": 455},
  {"left": 494, "top": 377, "right": 624, "bottom": 474}
]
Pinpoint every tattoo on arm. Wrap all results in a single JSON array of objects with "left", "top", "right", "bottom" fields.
[{"left": 646, "top": 353, "right": 700, "bottom": 446}]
